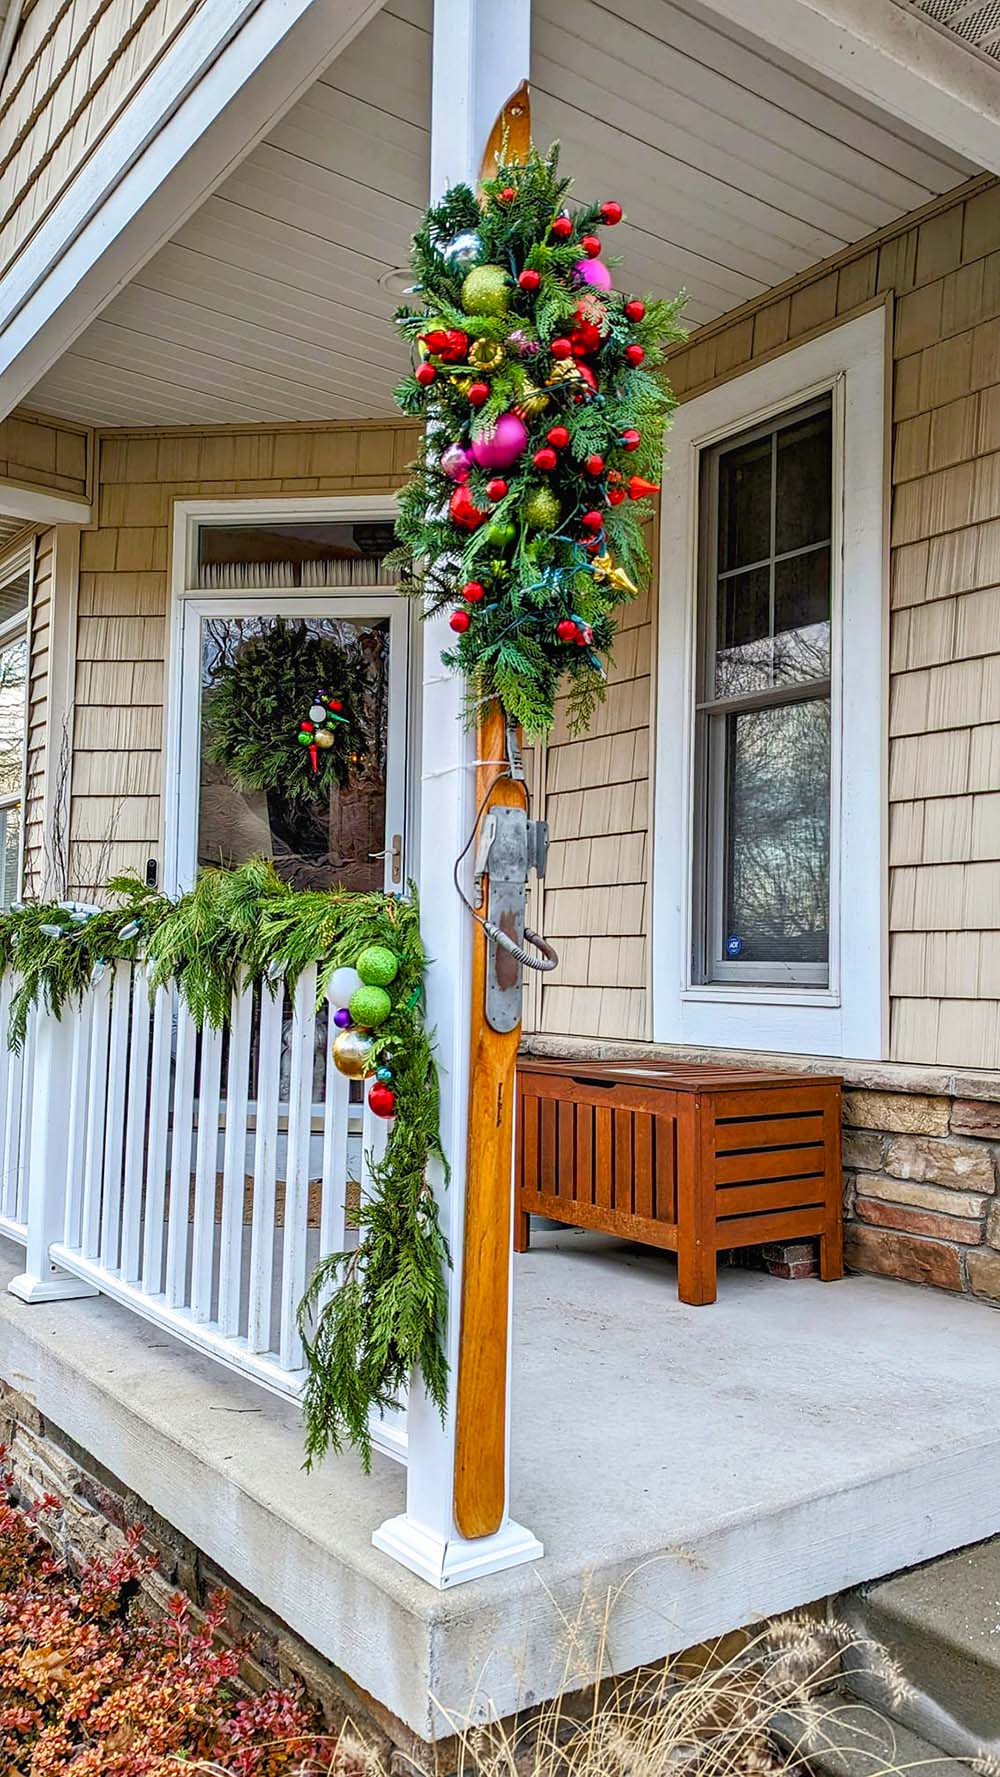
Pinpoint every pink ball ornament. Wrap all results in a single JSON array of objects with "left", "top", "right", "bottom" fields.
[
  {"left": 470, "top": 411, "right": 529, "bottom": 472},
  {"left": 573, "top": 257, "right": 613, "bottom": 292},
  {"left": 441, "top": 443, "right": 473, "bottom": 482}
]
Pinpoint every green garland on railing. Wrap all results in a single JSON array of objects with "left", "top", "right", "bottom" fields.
[{"left": 0, "top": 862, "right": 448, "bottom": 1471}]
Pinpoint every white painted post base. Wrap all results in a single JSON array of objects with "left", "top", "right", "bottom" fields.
[
  {"left": 373, "top": 1513, "right": 543, "bottom": 1589},
  {"left": 8, "top": 1004, "right": 98, "bottom": 1307},
  {"left": 8, "top": 1271, "right": 98, "bottom": 1304}
]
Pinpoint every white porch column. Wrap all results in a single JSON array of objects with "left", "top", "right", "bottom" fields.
[{"left": 372, "top": 0, "right": 542, "bottom": 1589}]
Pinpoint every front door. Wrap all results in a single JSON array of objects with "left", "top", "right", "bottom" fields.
[{"left": 169, "top": 508, "right": 408, "bottom": 896}]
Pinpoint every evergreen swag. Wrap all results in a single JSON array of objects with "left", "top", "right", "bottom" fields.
[
  {"left": 0, "top": 863, "right": 447, "bottom": 1469},
  {"left": 203, "top": 619, "right": 362, "bottom": 805},
  {"left": 389, "top": 144, "right": 685, "bottom": 735}
]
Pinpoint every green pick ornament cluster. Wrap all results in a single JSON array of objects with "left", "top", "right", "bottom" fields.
[{"left": 330, "top": 941, "right": 402, "bottom": 1115}]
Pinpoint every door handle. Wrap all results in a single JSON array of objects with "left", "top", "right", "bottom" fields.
[{"left": 369, "top": 835, "right": 403, "bottom": 884}]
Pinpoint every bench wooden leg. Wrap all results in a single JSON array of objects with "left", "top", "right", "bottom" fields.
[
  {"left": 513, "top": 1204, "right": 531, "bottom": 1253},
  {"left": 819, "top": 1231, "right": 844, "bottom": 1281},
  {"left": 677, "top": 1244, "right": 717, "bottom": 1306}
]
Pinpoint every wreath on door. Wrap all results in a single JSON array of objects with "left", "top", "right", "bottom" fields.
[{"left": 203, "top": 619, "right": 362, "bottom": 806}]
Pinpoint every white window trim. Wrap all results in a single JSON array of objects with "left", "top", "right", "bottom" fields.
[
  {"left": 653, "top": 305, "right": 887, "bottom": 1060},
  {"left": 164, "top": 493, "right": 411, "bottom": 897},
  {"left": 0, "top": 540, "right": 34, "bottom": 909}
]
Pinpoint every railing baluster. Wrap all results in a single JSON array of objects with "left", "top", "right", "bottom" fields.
[
  {"left": 248, "top": 981, "right": 283, "bottom": 1354},
  {"left": 141, "top": 985, "right": 171, "bottom": 1294},
  {"left": 81, "top": 969, "right": 113, "bottom": 1260},
  {"left": 100, "top": 961, "right": 131, "bottom": 1271},
  {"left": 120, "top": 965, "right": 151, "bottom": 1284},
  {"left": 279, "top": 966, "right": 316, "bottom": 1371},
  {"left": 190, "top": 1021, "right": 223, "bottom": 1322},
  {"left": 320, "top": 985, "right": 351, "bottom": 1257},
  {"left": 2, "top": 985, "right": 25, "bottom": 1229},
  {"left": 165, "top": 996, "right": 196, "bottom": 1307},
  {"left": 63, "top": 988, "right": 94, "bottom": 1249},
  {"left": 0, "top": 973, "right": 12, "bottom": 1224},
  {"left": 13, "top": 1005, "right": 35, "bottom": 1227},
  {"left": 218, "top": 984, "right": 252, "bottom": 1337}
]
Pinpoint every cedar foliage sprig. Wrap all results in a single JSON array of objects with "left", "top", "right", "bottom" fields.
[
  {"left": 0, "top": 864, "right": 448, "bottom": 1470},
  {"left": 390, "top": 144, "right": 685, "bottom": 734}
]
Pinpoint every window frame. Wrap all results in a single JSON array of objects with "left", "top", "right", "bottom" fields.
[
  {"left": 653, "top": 306, "right": 887, "bottom": 1061},
  {"left": 693, "top": 392, "right": 837, "bottom": 990},
  {"left": 0, "top": 543, "right": 33, "bottom": 911}
]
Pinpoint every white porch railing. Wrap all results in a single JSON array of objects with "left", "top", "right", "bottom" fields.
[
  {"left": 12, "top": 962, "right": 405, "bottom": 1460},
  {"left": 0, "top": 975, "right": 32, "bottom": 1245}
]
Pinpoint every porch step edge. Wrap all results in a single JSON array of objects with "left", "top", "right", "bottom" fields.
[{"left": 771, "top": 1696, "right": 974, "bottom": 1777}]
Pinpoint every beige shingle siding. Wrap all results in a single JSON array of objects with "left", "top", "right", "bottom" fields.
[
  {"left": 0, "top": 0, "right": 201, "bottom": 278},
  {"left": 663, "top": 176, "right": 1000, "bottom": 1067},
  {"left": 67, "top": 421, "right": 415, "bottom": 897}
]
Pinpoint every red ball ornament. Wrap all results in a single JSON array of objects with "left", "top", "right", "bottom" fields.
[
  {"left": 415, "top": 362, "right": 436, "bottom": 386},
  {"left": 449, "top": 609, "right": 471, "bottom": 633},
  {"left": 584, "top": 537, "right": 602, "bottom": 554},
  {"left": 585, "top": 454, "right": 605, "bottom": 476},
  {"left": 607, "top": 486, "right": 627, "bottom": 506},
  {"left": 601, "top": 201, "right": 623, "bottom": 225},
  {"left": 628, "top": 475, "right": 661, "bottom": 500},
  {"left": 624, "top": 298, "right": 646, "bottom": 322},
  {"left": 422, "top": 327, "right": 468, "bottom": 361},
  {"left": 546, "top": 424, "right": 570, "bottom": 448},
  {"left": 580, "top": 234, "right": 602, "bottom": 257},
  {"left": 625, "top": 343, "right": 645, "bottom": 367},
  {"left": 621, "top": 428, "right": 641, "bottom": 451},
  {"left": 463, "top": 580, "right": 485, "bottom": 603},
  {"left": 581, "top": 509, "right": 604, "bottom": 533},
  {"left": 467, "top": 380, "right": 490, "bottom": 406},
  {"left": 556, "top": 618, "right": 578, "bottom": 643},
  {"left": 550, "top": 337, "right": 573, "bottom": 360},
  {"left": 301, "top": 720, "right": 314, "bottom": 734},
  {"left": 449, "top": 485, "right": 485, "bottom": 530},
  {"left": 550, "top": 214, "right": 573, "bottom": 241},
  {"left": 486, "top": 478, "right": 508, "bottom": 501},
  {"left": 533, "top": 447, "right": 558, "bottom": 471},
  {"left": 576, "top": 363, "right": 598, "bottom": 394},
  {"left": 329, "top": 699, "right": 343, "bottom": 711},
  {"left": 499, "top": 186, "right": 516, "bottom": 202},
  {"left": 368, "top": 1082, "right": 396, "bottom": 1119},
  {"left": 518, "top": 268, "right": 541, "bottom": 292},
  {"left": 577, "top": 624, "right": 594, "bottom": 645},
  {"left": 571, "top": 321, "right": 602, "bottom": 357}
]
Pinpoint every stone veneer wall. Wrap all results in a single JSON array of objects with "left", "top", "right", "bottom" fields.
[{"left": 843, "top": 1089, "right": 1000, "bottom": 1299}]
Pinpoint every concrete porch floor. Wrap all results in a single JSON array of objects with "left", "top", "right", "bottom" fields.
[{"left": 3, "top": 1227, "right": 1000, "bottom": 1742}]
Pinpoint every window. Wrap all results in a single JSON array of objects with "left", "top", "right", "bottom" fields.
[
  {"left": 695, "top": 398, "right": 833, "bottom": 987},
  {"left": 0, "top": 551, "right": 30, "bottom": 911},
  {"left": 654, "top": 307, "right": 886, "bottom": 1060}
]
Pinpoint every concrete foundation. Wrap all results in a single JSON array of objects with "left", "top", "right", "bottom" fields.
[{"left": 4, "top": 1227, "right": 1000, "bottom": 1745}]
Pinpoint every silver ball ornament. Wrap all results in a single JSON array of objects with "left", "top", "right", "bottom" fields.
[{"left": 440, "top": 230, "right": 482, "bottom": 272}]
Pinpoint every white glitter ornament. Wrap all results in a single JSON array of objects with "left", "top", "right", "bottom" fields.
[{"left": 329, "top": 966, "right": 362, "bottom": 1008}]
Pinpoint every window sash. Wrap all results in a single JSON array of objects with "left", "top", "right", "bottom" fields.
[{"left": 694, "top": 396, "right": 834, "bottom": 989}]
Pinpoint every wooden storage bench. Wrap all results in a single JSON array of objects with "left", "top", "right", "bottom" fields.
[{"left": 515, "top": 1059, "right": 843, "bottom": 1305}]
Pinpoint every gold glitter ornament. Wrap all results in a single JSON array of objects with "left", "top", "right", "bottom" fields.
[
  {"left": 469, "top": 338, "right": 505, "bottom": 372},
  {"left": 591, "top": 552, "right": 638, "bottom": 596},
  {"left": 314, "top": 727, "right": 335, "bottom": 749},
  {"left": 545, "top": 359, "right": 588, "bottom": 394},
  {"left": 514, "top": 379, "right": 550, "bottom": 419},
  {"left": 332, "top": 1028, "right": 375, "bottom": 1078}
]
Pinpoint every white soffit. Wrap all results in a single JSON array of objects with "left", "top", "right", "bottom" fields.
[
  {"left": 27, "top": 0, "right": 978, "bottom": 427},
  {"left": 897, "top": 0, "right": 1000, "bottom": 62}
]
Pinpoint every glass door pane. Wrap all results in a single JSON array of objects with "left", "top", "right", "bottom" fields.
[{"left": 195, "top": 611, "right": 400, "bottom": 893}]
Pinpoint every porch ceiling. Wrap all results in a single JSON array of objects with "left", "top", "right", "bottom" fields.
[{"left": 25, "top": 0, "right": 977, "bottom": 428}]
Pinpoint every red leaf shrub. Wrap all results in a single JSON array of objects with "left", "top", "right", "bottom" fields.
[{"left": 0, "top": 1453, "right": 369, "bottom": 1775}]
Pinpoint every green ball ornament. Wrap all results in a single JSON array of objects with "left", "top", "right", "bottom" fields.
[
  {"left": 486, "top": 518, "right": 516, "bottom": 550},
  {"left": 349, "top": 984, "right": 392, "bottom": 1029},
  {"left": 356, "top": 944, "right": 400, "bottom": 987},
  {"left": 524, "top": 486, "right": 561, "bottom": 531},
  {"left": 461, "top": 265, "right": 510, "bottom": 317}
]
